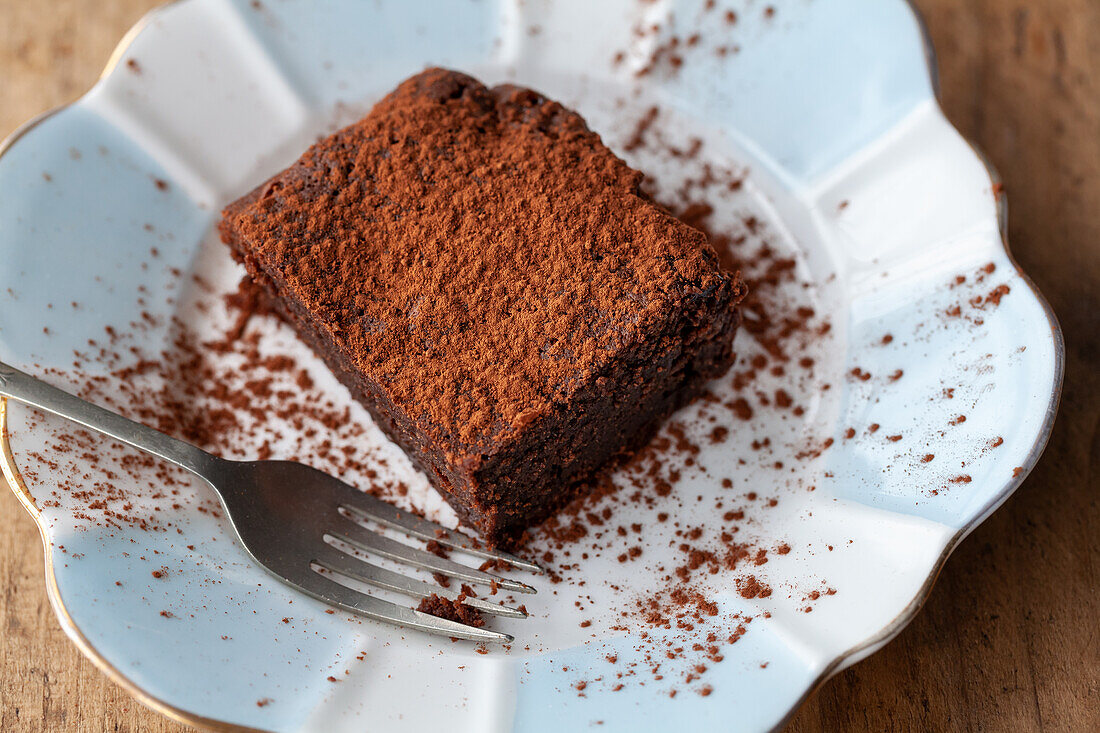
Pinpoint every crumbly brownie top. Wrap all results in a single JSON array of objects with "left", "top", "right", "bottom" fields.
[{"left": 225, "top": 68, "right": 742, "bottom": 456}]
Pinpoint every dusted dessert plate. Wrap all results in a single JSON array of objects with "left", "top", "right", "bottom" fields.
[{"left": 0, "top": 1, "right": 1061, "bottom": 731}]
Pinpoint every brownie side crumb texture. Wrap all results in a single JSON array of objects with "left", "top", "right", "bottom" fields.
[{"left": 220, "top": 68, "right": 745, "bottom": 544}]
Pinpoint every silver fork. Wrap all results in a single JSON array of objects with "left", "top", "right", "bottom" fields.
[{"left": 0, "top": 361, "right": 539, "bottom": 644}]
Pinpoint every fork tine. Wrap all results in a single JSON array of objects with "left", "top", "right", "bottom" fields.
[
  {"left": 291, "top": 564, "right": 513, "bottom": 643},
  {"left": 339, "top": 497, "right": 543, "bottom": 574},
  {"left": 328, "top": 519, "right": 537, "bottom": 594},
  {"left": 313, "top": 546, "right": 528, "bottom": 619}
]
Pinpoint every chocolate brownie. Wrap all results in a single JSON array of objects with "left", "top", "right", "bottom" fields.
[{"left": 218, "top": 68, "right": 745, "bottom": 546}]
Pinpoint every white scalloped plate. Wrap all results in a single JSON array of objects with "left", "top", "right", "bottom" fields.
[{"left": 0, "top": 1, "right": 1062, "bottom": 731}]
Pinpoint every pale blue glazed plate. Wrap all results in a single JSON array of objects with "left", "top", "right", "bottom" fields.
[{"left": 0, "top": 1, "right": 1062, "bottom": 731}]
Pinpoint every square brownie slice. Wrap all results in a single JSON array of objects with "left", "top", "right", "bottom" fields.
[{"left": 219, "top": 68, "right": 745, "bottom": 546}]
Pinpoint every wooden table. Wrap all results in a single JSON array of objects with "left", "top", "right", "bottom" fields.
[{"left": 1, "top": 1, "right": 1096, "bottom": 730}]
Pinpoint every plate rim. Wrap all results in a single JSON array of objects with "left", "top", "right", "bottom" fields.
[{"left": 0, "top": 1, "right": 1065, "bottom": 731}]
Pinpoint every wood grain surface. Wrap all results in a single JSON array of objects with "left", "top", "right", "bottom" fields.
[{"left": 1, "top": 1, "right": 1096, "bottom": 731}]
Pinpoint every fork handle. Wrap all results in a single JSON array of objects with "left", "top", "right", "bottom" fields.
[{"left": 0, "top": 360, "right": 218, "bottom": 477}]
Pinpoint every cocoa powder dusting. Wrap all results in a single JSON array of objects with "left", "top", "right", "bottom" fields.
[{"left": 222, "top": 69, "right": 743, "bottom": 455}]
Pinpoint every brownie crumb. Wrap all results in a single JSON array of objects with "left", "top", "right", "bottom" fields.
[
  {"left": 416, "top": 593, "right": 485, "bottom": 628},
  {"left": 425, "top": 540, "right": 450, "bottom": 559}
]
